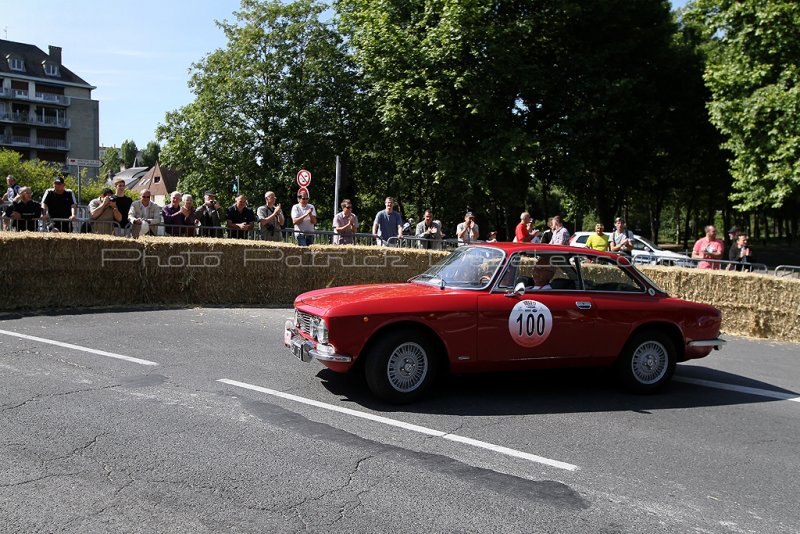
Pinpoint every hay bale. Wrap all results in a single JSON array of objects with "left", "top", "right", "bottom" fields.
[{"left": 2, "top": 234, "right": 797, "bottom": 342}]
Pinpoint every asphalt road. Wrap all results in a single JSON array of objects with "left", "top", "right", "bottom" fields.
[{"left": 1, "top": 307, "right": 798, "bottom": 533}]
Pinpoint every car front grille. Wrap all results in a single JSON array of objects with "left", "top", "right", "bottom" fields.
[{"left": 297, "top": 311, "right": 316, "bottom": 337}]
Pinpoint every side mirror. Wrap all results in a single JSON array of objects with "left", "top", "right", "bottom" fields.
[{"left": 506, "top": 281, "right": 526, "bottom": 298}]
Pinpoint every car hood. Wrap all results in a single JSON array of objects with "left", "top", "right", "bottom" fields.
[{"left": 295, "top": 282, "right": 450, "bottom": 313}]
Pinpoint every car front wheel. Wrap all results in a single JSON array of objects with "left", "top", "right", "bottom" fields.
[
  {"left": 617, "top": 330, "right": 676, "bottom": 393},
  {"left": 365, "top": 330, "right": 438, "bottom": 403}
]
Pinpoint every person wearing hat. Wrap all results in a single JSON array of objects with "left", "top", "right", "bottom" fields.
[
  {"left": 486, "top": 231, "right": 498, "bottom": 243},
  {"left": 257, "top": 191, "right": 285, "bottom": 241},
  {"left": 41, "top": 176, "right": 78, "bottom": 233},
  {"left": 585, "top": 223, "right": 610, "bottom": 251},
  {"left": 456, "top": 212, "right": 479, "bottom": 245},
  {"left": 88, "top": 188, "right": 122, "bottom": 235},
  {"left": 129, "top": 189, "right": 162, "bottom": 238},
  {"left": 196, "top": 191, "right": 225, "bottom": 237}
]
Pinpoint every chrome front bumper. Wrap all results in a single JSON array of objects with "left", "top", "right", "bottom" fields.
[
  {"left": 687, "top": 338, "right": 727, "bottom": 350},
  {"left": 284, "top": 321, "right": 352, "bottom": 363}
]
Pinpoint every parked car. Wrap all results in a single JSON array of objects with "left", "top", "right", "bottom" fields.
[
  {"left": 569, "top": 232, "right": 693, "bottom": 266},
  {"left": 284, "top": 244, "right": 725, "bottom": 403}
]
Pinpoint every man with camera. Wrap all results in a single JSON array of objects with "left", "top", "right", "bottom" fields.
[
  {"left": 197, "top": 191, "right": 225, "bottom": 237},
  {"left": 728, "top": 233, "right": 755, "bottom": 271},
  {"left": 88, "top": 188, "right": 122, "bottom": 235},
  {"left": 456, "top": 211, "right": 480, "bottom": 245},
  {"left": 692, "top": 224, "right": 724, "bottom": 269}
]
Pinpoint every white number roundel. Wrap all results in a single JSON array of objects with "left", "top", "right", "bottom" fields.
[{"left": 508, "top": 300, "right": 553, "bottom": 347}]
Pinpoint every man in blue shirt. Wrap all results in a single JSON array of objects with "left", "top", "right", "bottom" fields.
[{"left": 372, "top": 196, "right": 403, "bottom": 246}]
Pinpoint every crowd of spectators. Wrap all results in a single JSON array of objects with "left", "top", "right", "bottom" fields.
[{"left": 1, "top": 173, "right": 759, "bottom": 269}]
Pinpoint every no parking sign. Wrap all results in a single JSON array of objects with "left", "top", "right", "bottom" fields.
[{"left": 296, "top": 169, "right": 312, "bottom": 187}]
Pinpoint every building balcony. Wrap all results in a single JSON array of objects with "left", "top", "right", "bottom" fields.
[
  {"left": 0, "top": 111, "right": 70, "bottom": 128},
  {"left": 35, "top": 137, "right": 70, "bottom": 150},
  {"left": 0, "top": 87, "right": 71, "bottom": 106},
  {"left": 0, "top": 135, "right": 70, "bottom": 150},
  {"left": 34, "top": 92, "right": 71, "bottom": 106}
]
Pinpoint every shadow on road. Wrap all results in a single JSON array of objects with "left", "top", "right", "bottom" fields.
[{"left": 316, "top": 364, "right": 797, "bottom": 416}]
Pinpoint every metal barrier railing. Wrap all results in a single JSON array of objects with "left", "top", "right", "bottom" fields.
[
  {"left": 650, "top": 255, "right": 769, "bottom": 273},
  {"left": 774, "top": 265, "right": 800, "bottom": 278}
]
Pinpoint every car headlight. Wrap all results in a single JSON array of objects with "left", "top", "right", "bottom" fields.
[{"left": 317, "top": 318, "right": 329, "bottom": 344}]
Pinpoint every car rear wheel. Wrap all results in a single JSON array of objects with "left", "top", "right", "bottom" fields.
[
  {"left": 364, "top": 330, "right": 438, "bottom": 403},
  {"left": 617, "top": 330, "right": 676, "bottom": 393}
]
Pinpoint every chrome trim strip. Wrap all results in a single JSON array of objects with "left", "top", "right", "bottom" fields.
[
  {"left": 687, "top": 339, "right": 727, "bottom": 348},
  {"left": 309, "top": 348, "right": 352, "bottom": 363}
]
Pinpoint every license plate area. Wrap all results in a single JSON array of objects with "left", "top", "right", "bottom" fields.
[{"left": 290, "top": 336, "right": 313, "bottom": 363}]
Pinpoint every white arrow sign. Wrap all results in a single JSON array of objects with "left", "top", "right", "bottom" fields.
[{"left": 67, "top": 158, "right": 102, "bottom": 168}]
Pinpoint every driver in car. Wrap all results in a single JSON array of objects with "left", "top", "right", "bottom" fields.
[{"left": 526, "top": 265, "right": 555, "bottom": 290}]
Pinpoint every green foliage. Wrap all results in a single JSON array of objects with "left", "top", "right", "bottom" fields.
[
  {"left": 0, "top": 149, "right": 64, "bottom": 200},
  {"left": 684, "top": 0, "right": 800, "bottom": 211},
  {"left": 120, "top": 139, "right": 139, "bottom": 168},
  {"left": 100, "top": 148, "right": 121, "bottom": 181},
  {"left": 140, "top": 141, "right": 161, "bottom": 167},
  {"left": 157, "top": 0, "right": 360, "bottom": 217}
]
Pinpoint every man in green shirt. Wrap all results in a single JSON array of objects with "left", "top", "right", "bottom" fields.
[{"left": 585, "top": 223, "right": 610, "bottom": 251}]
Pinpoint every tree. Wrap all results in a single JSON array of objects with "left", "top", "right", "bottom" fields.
[
  {"left": 684, "top": 0, "right": 800, "bottom": 212},
  {"left": 120, "top": 139, "right": 139, "bottom": 168},
  {"left": 140, "top": 141, "right": 161, "bottom": 167},
  {"left": 100, "top": 148, "right": 121, "bottom": 181},
  {"left": 157, "top": 0, "right": 360, "bottom": 214}
]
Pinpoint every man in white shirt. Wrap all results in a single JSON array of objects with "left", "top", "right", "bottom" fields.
[
  {"left": 291, "top": 191, "right": 317, "bottom": 246},
  {"left": 129, "top": 189, "right": 162, "bottom": 238}
]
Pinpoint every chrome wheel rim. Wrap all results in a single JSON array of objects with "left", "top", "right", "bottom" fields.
[
  {"left": 387, "top": 342, "right": 428, "bottom": 393},
  {"left": 631, "top": 340, "right": 668, "bottom": 385}
]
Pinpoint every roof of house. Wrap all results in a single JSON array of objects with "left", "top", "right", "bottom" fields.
[
  {"left": 130, "top": 162, "right": 180, "bottom": 196},
  {"left": 0, "top": 39, "right": 93, "bottom": 87},
  {"left": 107, "top": 167, "right": 149, "bottom": 189}
]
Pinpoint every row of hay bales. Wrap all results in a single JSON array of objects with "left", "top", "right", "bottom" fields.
[{"left": 1, "top": 233, "right": 798, "bottom": 342}]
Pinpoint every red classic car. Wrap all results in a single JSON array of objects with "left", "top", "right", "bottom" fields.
[{"left": 284, "top": 243, "right": 725, "bottom": 403}]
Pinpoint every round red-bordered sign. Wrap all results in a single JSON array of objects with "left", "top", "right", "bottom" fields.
[
  {"left": 297, "top": 169, "right": 312, "bottom": 187},
  {"left": 297, "top": 186, "right": 310, "bottom": 198}
]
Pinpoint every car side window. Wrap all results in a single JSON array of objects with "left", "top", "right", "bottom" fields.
[
  {"left": 496, "top": 252, "right": 580, "bottom": 291},
  {"left": 578, "top": 256, "right": 645, "bottom": 292},
  {"left": 632, "top": 238, "right": 646, "bottom": 251}
]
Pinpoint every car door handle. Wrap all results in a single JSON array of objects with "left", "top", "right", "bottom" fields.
[{"left": 576, "top": 301, "right": 592, "bottom": 310}]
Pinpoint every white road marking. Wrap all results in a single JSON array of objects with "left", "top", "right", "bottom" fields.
[
  {"left": 675, "top": 376, "right": 800, "bottom": 403},
  {"left": 0, "top": 329, "right": 159, "bottom": 367},
  {"left": 217, "top": 378, "right": 578, "bottom": 471}
]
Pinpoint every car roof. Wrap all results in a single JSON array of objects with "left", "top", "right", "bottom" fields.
[{"left": 467, "top": 242, "right": 631, "bottom": 263}]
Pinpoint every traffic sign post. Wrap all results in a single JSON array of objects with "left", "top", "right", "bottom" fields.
[
  {"left": 67, "top": 158, "right": 102, "bottom": 205},
  {"left": 67, "top": 158, "right": 102, "bottom": 168},
  {"left": 296, "top": 169, "right": 312, "bottom": 187}
]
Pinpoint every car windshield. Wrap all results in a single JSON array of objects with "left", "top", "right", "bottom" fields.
[{"left": 412, "top": 246, "right": 505, "bottom": 289}]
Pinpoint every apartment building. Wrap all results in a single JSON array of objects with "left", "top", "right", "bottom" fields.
[{"left": 0, "top": 39, "right": 99, "bottom": 174}]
